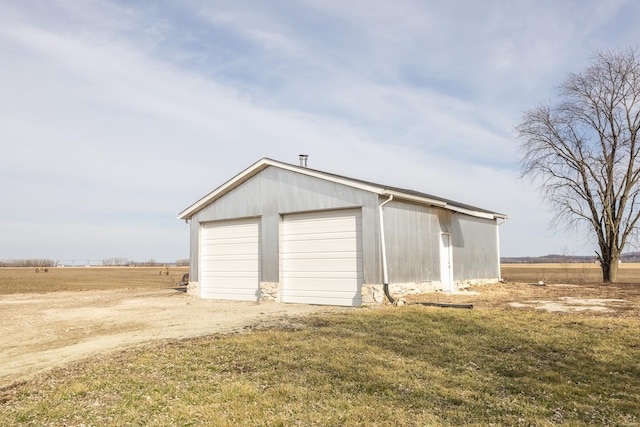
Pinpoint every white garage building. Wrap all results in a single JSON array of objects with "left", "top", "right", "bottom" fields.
[{"left": 178, "top": 158, "right": 507, "bottom": 306}]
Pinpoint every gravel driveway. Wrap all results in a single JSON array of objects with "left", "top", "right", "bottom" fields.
[{"left": 0, "top": 288, "right": 345, "bottom": 388}]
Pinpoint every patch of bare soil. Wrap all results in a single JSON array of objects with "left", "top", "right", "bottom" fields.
[
  {"left": 404, "top": 281, "right": 640, "bottom": 317},
  {"left": 508, "top": 296, "right": 628, "bottom": 312},
  {"left": 0, "top": 289, "right": 347, "bottom": 389}
]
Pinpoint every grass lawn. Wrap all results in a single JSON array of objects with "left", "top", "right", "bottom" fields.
[{"left": 2, "top": 304, "right": 638, "bottom": 426}]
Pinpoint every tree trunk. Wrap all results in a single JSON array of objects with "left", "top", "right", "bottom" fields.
[
  {"left": 601, "top": 256, "right": 619, "bottom": 283},
  {"left": 610, "top": 258, "right": 619, "bottom": 283}
]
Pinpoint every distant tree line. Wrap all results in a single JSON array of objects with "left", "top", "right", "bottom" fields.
[
  {"left": 0, "top": 258, "right": 190, "bottom": 267},
  {"left": 0, "top": 259, "right": 56, "bottom": 267},
  {"left": 502, "top": 252, "right": 640, "bottom": 264}
]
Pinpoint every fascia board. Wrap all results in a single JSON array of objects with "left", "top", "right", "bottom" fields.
[
  {"left": 384, "top": 190, "right": 507, "bottom": 220},
  {"left": 382, "top": 190, "right": 447, "bottom": 208},
  {"left": 446, "top": 204, "right": 509, "bottom": 220},
  {"left": 177, "top": 159, "right": 273, "bottom": 220},
  {"left": 448, "top": 206, "right": 504, "bottom": 220}
]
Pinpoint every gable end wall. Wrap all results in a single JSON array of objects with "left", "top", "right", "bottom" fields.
[{"left": 188, "top": 166, "right": 381, "bottom": 284}]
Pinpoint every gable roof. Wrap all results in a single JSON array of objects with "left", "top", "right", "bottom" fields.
[{"left": 177, "top": 158, "right": 508, "bottom": 221}]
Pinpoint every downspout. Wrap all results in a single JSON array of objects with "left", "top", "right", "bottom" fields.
[
  {"left": 378, "top": 194, "right": 394, "bottom": 303},
  {"left": 496, "top": 217, "right": 507, "bottom": 282},
  {"left": 378, "top": 193, "right": 476, "bottom": 310}
]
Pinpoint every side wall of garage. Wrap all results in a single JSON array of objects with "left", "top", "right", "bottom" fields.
[
  {"left": 380, "top": 198, "right": 500, "bottom": 288},
  {"left": 452, "top": 215, "right": 500, "bottom": 281},
  {"left": 381, "top": 199, "right": 445, "bottom": 283}
]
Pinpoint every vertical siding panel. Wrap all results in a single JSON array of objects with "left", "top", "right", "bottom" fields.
[
  {"left": 189, "top": 220, "right": 199, "bottom": 281},
  {"left": 383, "top": 200, "right": 441, "bottom": 283},
  {"left": 452, "top": 215, "right": 499, "bottom": 280},
  {"left": 361, "top": 205, "right": 379, "bottom": 285},
  {"left": 261, "top": 214, "right": 280, "bottom": 282}
]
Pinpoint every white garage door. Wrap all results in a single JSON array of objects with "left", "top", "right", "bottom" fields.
[
  {"left": 200, "top": 218, "right": 260, "bottom": 301},
  {"left": 282, "top": 209, "right": 363, "bottom": 306}
]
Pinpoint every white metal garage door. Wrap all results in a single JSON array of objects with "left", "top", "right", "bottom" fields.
[
  {"left": 281, "top": 208, "right": 363, "bottom": 306},
  {"left": 200, "top": 218, "right": 260, "bottom": 301}
]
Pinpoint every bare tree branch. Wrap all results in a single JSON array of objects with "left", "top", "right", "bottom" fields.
[{"left": 517, "top": 47, "right": 640, "bottom": 282}]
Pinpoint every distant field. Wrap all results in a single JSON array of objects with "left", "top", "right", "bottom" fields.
[
  {"left": 502, "top": 262, "right": 640, "bottom": 283},
  {"left": 2, "top": 263, "right": 638, "bottom": 296},
  {"left": 0, "top": 267, "right": 189, "bottom": 295}
]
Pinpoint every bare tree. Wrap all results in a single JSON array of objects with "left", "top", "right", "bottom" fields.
[{"left": 517, "top": 47, "right": 640, "bottom": 283}]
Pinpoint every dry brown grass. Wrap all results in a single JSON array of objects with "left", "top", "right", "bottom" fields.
[
  {"left": 399, "top": 263, "right": 640, "bottom": 319},
  {"left": 0, "top": 267, "right": 189, "bottom": 295}
]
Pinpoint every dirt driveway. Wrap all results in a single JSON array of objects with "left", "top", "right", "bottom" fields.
[
  {"left": 0, "top": 289, "right": 345, "bottom": 388},
  {"left": 3, "top": 280, "right": 639, "bottom": 390}
]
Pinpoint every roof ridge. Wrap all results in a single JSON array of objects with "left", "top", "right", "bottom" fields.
[{"left": 265, "top": 158, "right": 506, "bottom": 218}]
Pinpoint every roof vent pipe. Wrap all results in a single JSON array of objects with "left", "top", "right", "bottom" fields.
[{"left": 299, "top": 154, "right": 308, "bottom": 167}]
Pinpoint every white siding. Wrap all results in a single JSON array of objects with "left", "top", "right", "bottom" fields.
[
  {"left": 281, "top": 209, "right": 363, "bottom": 306},
  {"left": 200, "top": 218, "right": 260, "bottom": 301}
]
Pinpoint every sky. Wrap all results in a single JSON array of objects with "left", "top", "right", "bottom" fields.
[{"left": 2, "top": 0, "right": 640, "bottom": 263}]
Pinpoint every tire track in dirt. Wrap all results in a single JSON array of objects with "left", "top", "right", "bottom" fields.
[{"left": 0, "top": 289, "right": 346, "bottom": 388}]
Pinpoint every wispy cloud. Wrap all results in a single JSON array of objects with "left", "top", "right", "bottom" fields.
[{"left": 1, "top": 0, "right": 639, "bottom": 260}]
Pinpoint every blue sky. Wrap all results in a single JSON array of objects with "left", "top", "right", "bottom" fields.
[{"left": 1, "top": 0, "right": 639, "bottom": 262}]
